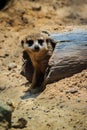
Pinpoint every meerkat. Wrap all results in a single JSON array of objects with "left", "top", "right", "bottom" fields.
[{"left": 21, "top": 32, "right": 56, "bottom": 94}]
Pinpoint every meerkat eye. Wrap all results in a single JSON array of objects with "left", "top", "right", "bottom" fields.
[
  {"left": 38, "top": 39, "right": 44, "bottom": 45},
  {"left": 26, "top": 40, "right": 34, "bottom": 46}
]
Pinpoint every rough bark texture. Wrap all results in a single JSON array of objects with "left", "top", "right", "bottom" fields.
[{"left": 45, "top": 29, "right": 87, "bottom": 84}]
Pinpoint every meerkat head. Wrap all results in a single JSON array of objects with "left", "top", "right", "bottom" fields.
[{"left": 21, "top": 32, "right": 56, "bottom": 54}]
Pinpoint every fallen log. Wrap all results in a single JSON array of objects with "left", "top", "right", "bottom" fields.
[{"left": 45, "top": 29, "right": 87, "bottom": 84}]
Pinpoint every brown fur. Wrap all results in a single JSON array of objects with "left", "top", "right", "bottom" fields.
[{"left": 22, "top": 33, "right": 56, "bottom": 94}]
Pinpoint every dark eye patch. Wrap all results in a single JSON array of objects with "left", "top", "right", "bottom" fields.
[
  {"left": 38, "top": 39, "right": 44, "bottom": 45},
  {"left": 26, "top": 40, "right": 34, "bottom": 46}
]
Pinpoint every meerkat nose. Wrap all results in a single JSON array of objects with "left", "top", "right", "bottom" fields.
[{"left": 34, "top": 45, "right": 40, "bottom": 51}]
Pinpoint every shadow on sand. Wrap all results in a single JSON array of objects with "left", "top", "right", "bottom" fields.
[{"left": 20, "top": 91, "right": 41, "bottom": 100}]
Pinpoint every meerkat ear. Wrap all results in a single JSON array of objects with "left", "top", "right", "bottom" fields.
[
  {"left": 46, "top": 38, "right": 57, "bottom": 49},
  {"left": 41, "top": 31, "right": 50, "bottom": 36}
]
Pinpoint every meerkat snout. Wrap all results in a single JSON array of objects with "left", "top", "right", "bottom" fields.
[
  {"left": 34, "top": 45, "right": 40, "bottom": 51},
  {"left": 33, "top": 39, "right": 45, "bottom": 52}
]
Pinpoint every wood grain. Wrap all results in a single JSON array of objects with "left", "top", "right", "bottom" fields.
[{"left": 45, "top": 29, "right": 87, "bottom": 84}]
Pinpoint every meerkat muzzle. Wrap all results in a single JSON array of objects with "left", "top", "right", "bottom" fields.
[{"left": 34, "top": 45, "right": 40, "bottom": 52}]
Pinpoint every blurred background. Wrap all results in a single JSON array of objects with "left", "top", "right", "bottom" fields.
[{"left": 0, "top": 0, "right": 87, "bottom": 32}]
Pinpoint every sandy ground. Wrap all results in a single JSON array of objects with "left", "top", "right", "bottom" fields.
[{"left": 0, "top": 0, "right": 87, "bottom": 130}]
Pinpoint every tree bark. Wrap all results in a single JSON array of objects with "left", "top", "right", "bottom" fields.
[{"left": 45, "top": 29, "right": 87, "bottom": 84}]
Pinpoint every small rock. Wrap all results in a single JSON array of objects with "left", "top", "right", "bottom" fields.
[
  {"left": 12, "top": 118, "right": 27, "bottom": 129},
  {"left": 32, "top": 107, "right": 37, "bottom": 110},
  {"left": 76, "top": 99, "right": 81, "bottom": 103},
  {"left": 21, "top": 16, "right": 29, "bottom": 24},
  {"left": 60, "top": 105, "right": 64, "bottom": 108},
  {"left": 0, "top": 101, "right": 13, "bottom": 129},
  {"left": 84, "top": 85, "right": 87, "bottom": 89},
  {"left": 0, "top": 53, "right": 9, "bottom": 58},
  {"left": 5, "top": 53, "right": 9, "bottom": 57},
  {"left": 4, "top": 35, "right": 8, "bottom": 38},
  {"left": 6, "top": 19, "right": 14, "bottom": 27},
  {"left": 0, "top": 86, "right": 6, "bottom": 92},
  {"left": 6, "top": 99, "right": 15, "bottom": 110},
  {"left": 28, "top": 116, "right": 32, "bottom": 119},
  {"left": 44, "top": 110, "right": 50, "bottom": 113},
  {"left": 8, "top": 62, "right": 17, "bottom": 70},
  {"left": 32, "top": 4, "right": 41, "bottom": 11},
  {"left": 47, "top": 123, "right": 51, "bottom": 127},
  {"left": 59, "top": 89, "right": 63, "bottom": 92},
  {"left": 66, "top": 89, "right": 78, "bottom": 94}
]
